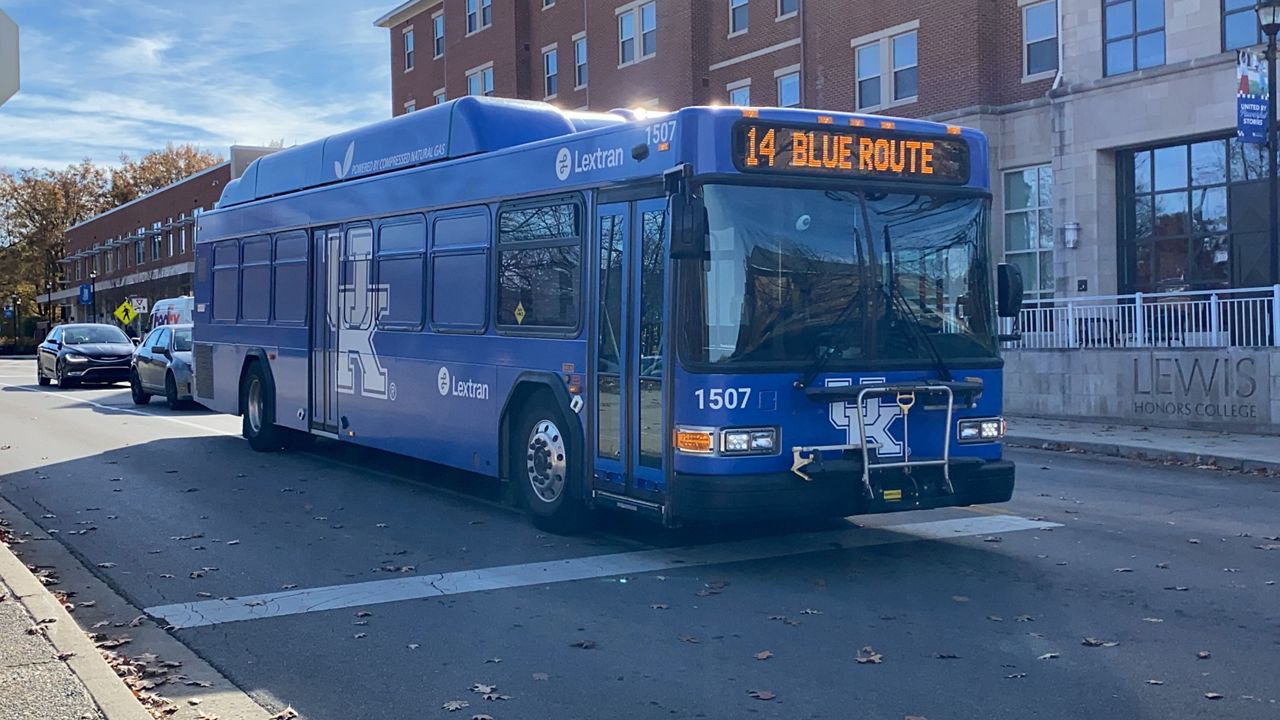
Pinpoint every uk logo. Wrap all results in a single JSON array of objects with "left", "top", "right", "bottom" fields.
[
  {"left": 826, "top": 378, "right": 904, "bottom": 457},
  {"left": 334, "top": 229, "right": 390, "bottom": 399}
]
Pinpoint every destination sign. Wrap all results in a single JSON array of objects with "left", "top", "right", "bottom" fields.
[{"left": 733, "top": 121, "right": 970, "bottom": 184}]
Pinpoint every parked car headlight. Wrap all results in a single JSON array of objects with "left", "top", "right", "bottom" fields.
[{"left": 64, "top": 353, "right": 89, "bottom": 363}]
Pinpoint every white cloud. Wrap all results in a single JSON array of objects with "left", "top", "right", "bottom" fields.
[{"left": 0, "top": 0, "right": 392, "bottom": 171}]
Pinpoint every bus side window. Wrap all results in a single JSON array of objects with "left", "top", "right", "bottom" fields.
[
  {"left": 376, "top": 216, "right": 427, "bottom": 331},
  {"left": 240, "top": 236, "right": 271, "bottom": 322},
  {"left": 430, "top": 210, "right": 490, "bottom": 333},
  {"left": 273, "top": 231, "right": 308, "bottom": 324},
  {"left": 211, "top": 240, "right": 239, "bottom": 323},
  {"left": 495, "top": 198, "right": 583, "bottom": 333}
]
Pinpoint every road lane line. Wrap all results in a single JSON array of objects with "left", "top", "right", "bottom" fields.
[
  {"left": 146, "top": 514, "right": 1060, "bottom": 629},
  {"left": 0, "top": 381, "right": 238, "bottom": 437}
]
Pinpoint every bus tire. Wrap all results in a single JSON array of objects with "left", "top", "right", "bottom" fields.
[
  {"left": 512, "top": 393, "right": 593, "bottom": 534},
  {"left": 241, "top": 362, "right": 283, "bottom": 452}
]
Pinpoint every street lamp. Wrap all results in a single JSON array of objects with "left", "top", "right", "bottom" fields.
[
  {"left": 1259, "top": 0, "right": 1280, "bottom": 290},
  {"left": 8, "top": 294, "right": 17, "bottom": 341},
  {"left": 89, "top": 271, "right": 98, "bottom": 323}
]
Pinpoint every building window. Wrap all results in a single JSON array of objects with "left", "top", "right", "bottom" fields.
[
  {"left": 467, "top": 0, "right": 491, "bottom": 34},
  {"left": 179, "top": 213, "right": 187, "bottom": 254},
  {"left": 467, "top": 65, "right": 494, "bottom": 96},
  {"left": 434, "top": 88, "right": 447, "bottom": 104},
  {"left": 776, "top": 69, "right": 800, "bottom": 107},
  {"left": 619, "top": 2, "right": 656, "bottom": 66},
  {"left": 93, "top": 245, "right": 100, "bottom": 274},
  {"left": 574, "top": 35, "right": 588, "bottom": 87},
  {"left": 1004, "top": 166, "right": 1055, "bottom": 303},
  {"left": 1024, "top": 1, "right": 1058, "bottom": 77},
  {"left": 854, "top": 27, "right": 918, "bottom": 110},
  {"left": 543, "top": 0, "right": 555, "bottom": 6},
  {"left": 730, "top": 0, "right": 748, "bottom": 35},
  {"left": 1119, "top": 138, "right": 1251, "bottom": 292},
  {"left": 778, "top": 0, "right": 798, "bottom": 18},
  {"left": 167, "top": 217, "right": 174, "bottom": 256},
  {"left": 544, "top": 47, "right": 558, "bottom": 98},
  {"left": 404, "top": 29, "right": 415, "bottom": 71},
  {"left": 1104, "top": 0, "right": 1164, "bottom": 76},
  {"left": 136, "top": 238, "right": 145, "bottom": 265},
  {"left": 404, "top": 101, "right": 416, "bottom": 114},
  {"left": 727, "top": 79, "right": 750, "bottom": 106},
  {"left": 151, "top": 222, "right": 162, "bottom": 260},
  {"left": 855, "top": 43, "right": 881, "bottom": 109},
  {"left": 432, "top": 13, "right": 445, "bottom": 57},
  {"left": 1224, "top": 0, "right": 1263, "bottom": 51}
]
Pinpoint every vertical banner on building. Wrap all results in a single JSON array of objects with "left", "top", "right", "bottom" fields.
[{"left": 1238, "top": 50, "right": 1269, "bottom": 145}]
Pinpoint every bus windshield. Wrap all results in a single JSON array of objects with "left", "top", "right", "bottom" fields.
[{"left": 680, "top": 183, "right": 997, "bottom": 370}]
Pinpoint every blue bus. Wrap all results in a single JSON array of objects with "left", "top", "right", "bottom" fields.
[{"left": 193, "top": 97, "right": 1024, "bottom": 532}]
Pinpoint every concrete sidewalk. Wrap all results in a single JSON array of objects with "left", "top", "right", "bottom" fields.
[
  {"left": 0, "top": 539, "right": 151, "bottom": 720},
  {"left": 1006, "top": 415, "right": 1280, "bottom": 475}
]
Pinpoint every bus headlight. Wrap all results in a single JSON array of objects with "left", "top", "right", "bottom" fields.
[
  {"left": 958, "top": 418, "right": 1005, "bottom": 442},
  {"left": 721, "top": 428, "right": 778, "bottom": 455}
]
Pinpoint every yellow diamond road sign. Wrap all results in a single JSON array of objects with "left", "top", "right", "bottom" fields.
[
  {"left": 0, "top": 10, "right": 18, "bottom": 108},
  {"left": 114, "top": 300, "right": 137, "bottom": 325}
]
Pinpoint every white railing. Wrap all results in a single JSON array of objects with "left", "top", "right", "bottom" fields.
[{"left": 1002, "top": 285, "right": 1280, "bottom": 350}]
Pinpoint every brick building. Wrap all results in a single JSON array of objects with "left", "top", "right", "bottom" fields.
[
  {"left": 377, "top": 0, "right": 1277, "bottom": 299},
  {"left": 42, "top": 147, "right": 274, "bottom": 328}
]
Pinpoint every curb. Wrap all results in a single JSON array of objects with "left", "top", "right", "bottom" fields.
[
  {"left": 0, "top": 542, "right": 153, "bottom": 720},
  {"left": 1006, "top": 434, "right": 1280, "bottom": 476}
]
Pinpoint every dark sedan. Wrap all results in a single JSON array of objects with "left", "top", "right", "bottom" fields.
[{"left": 36, "top": 324, "right": 137, "bottom": 388}]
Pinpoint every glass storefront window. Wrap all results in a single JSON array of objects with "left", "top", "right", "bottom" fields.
[
  {"left": 1119, "top": 136, "right": 1269, "bottom": 292},
  {"left": 1003, "top": 165, "right": 1054, "bottom": 301}
]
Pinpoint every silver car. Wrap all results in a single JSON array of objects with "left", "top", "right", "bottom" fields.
[{"left": 130, "top": 324, "right": 195, "bottom": 409}]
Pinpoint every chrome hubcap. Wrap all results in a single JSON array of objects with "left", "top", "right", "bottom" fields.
[
  {"left": 247, "top": 377, "right": 263, "bottom": 434},
  {"left": 526, "top": 419, "right": 566, "bottom": 504}
]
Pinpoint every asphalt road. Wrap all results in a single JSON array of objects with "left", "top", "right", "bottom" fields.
[{"left": 1, "top": 357, "right": 1278, "bottom": 720}]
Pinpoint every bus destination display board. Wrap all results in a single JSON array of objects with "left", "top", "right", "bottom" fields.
[{"left": 733, "top": 121, "right": 970, "bottom": 184}]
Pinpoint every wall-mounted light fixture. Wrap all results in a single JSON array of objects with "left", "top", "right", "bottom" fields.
[{"left": 1062, "top": 221, "right": 1081, "bottom": 249}]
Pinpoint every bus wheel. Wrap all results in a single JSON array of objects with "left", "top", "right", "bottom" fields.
[
  {"left": 241, "top": 362, "right": 283, "bottom": 452},
  {"left": 514, "top": 395, "right": 592, "bottom": 534}
]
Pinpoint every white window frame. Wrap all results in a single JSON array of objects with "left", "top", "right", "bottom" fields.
[
  {"left": 543, "top": 43, "right": 559, "bottom": 99},
  {"left": 726, "top": 78, "right": 751, "bottom": 106},
  {"left": 617, "top": 1, "right": 656, "bottom": 68},
  {"left": 434, "top": 88, "right": 447, "bottom": 104},
  {"left": 1002, "top": 164, "right": 1055, "bottom": 303},
  {"left": 573, "top": 32, "right": 588, "bottom": 89},
  {"left": 777, "top": 0, "right": 798, "bottom": 21},
  {"left": 775, "top": 65, "right": 800, "bottom": 107},
  {"left": 729, "top": 0, "right": 749, "bottom": 37},
  {"left": 403, "top": 26, "right": 415, "bottom": 72},
  {"left": 167, "top": 217, "right": 174, "bottom": 257},
  {"left": 432, "top": 11, "right": 445, "bottom": 59},
  {"left": 466, "top": 0, "right": 492, "bottom": 36},
  {"left": 542, "top": 0, "right": 555, "bottom": 7},
  {"left": 466, "top": 61, "right": 494, "bottom": 96},
  {"left": 850, "top": 21, "right": 920, "bottom": 112},
  {"left": 1020, "top": 0, "right": 1058, "bottom": 82},
  {"left": 404, "top": 99, "right": 417, "bottom": 113},
  {"left": 891, "top": 31, "right": 918, "bottom": 103}
]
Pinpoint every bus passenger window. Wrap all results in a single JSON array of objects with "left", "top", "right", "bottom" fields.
[
  {"left": 211, "top": 240, "right": 239, "bottom": 322},
  {"left": 273, "top": 231, "right": 308, "bottom": 324},
  {"left": 376, "top": 218, "right": 426, "bottom": 330},
  {"left": 496, "top": 201, "right": 582, "bottom": 330},
  {"left": 240, "top": 237, "right": 271, "bottom": 322},
  {"left": 430, "top": 212, "right": 490, "bottom": 332}
]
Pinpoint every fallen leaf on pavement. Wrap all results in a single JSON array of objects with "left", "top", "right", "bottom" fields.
[
  {"left": 987, "top": 615, "right": 1004, "bottom": 622},
  {"left": 96, "top": 562, "right": 116, "bottom": 569},
  {"left": 1187, "top": 538, "right": 1200, "bottom": 544},
  {"left": 754, "top": 650, "right": 773, "bottom": 661},
  {"left": 1197, "top": 650, "right": 1211, "bottom": 659},
  {"left": 747, "top": 690, "right": 775, "bottom": 701},
  {"left": 482, "top": 693, "right": 510, "bottom": 702},
  {"left": 268, "top": 708, "right": 298, "bottom": 720},
  {"left": 245, "top": 600, "right": 266, "bottom": 607},
  {"left": 352, "top": 633, "right": 366, "bottom": 639},
  {"left": 442, "top": 700, "right": 470, "bottom": 712},
  {"left": 678, "top": 635, "right": 700, "bottom": 644},
  {"left": 1146, "top": 679, "right": 1164, "bottom": 685},
  {"left": 982, "top": 535, "right": 1002, "bottom": 543},
  {"left": 354, "top": 611, "right": 372, "bottom": 618},
  {"left": 650, "top": 604, "right": 668, "bottom": 610},
  {"left": 91, "top": 621, "right": 110, "bottom": 629},
  {"left": 856, "top": 646, "right": 883, "bottom": 664},
  {"left": 1005, "top": 672, "right": 1027, "bottom": 679},
  {"left": 1204, "top": 693, "right": 1223, "bottom": 700},
  {"left": 934, "top": 653, "right": 961, "bottom": 660},
  {"left": 951, "top": 595, "right": 969, "bottom": 603},
  {"left": 55, "top": 651, "right": 75, "bottom": 661},
  {"left": 471, "top": 716, "right": 493, "bottom": 720},
  {"left": 407, "top": 644, "right": 419, "bottom": 650},
  {"left": 1155, "top": 562, "right": 1169, "bottom": 569},
  {"left": 226, "top": 540, "right": 240, "bottom": 546},
  {"left": 471, "top": 684, "right": 496, "bottom": 694},
  {"left": 570, "top": 639, "right": 596, "bottom": 649},
  {"left": 1163, "top": 586, "right": 1189, "bottom": 592},
  {"left": 128, "top": 616, "right": 146, "bottom": 627},
  {"left": 281, "top": 584, "right": 297, "bottom": 590},
  {"left": 1082, "top": 638, "right": 1119, "bottom": 648},
  {"left": 1015, "top": 614, "right": 1035, "bottom": 622},
  {"left": 484, "top": 657, "right": 501, "bottom": 664},
  {"left": 1113, "top": 567, "right": 1133, "bottom": 573},
  {"left": 532, "top": 673, "right": 549, "bottom": 681},
  {"left": 1037, "top": 652, "right": 1060, "bottom": 660},
  {"left": 801, "top": 608, "right": 822, "bottom": 615}
]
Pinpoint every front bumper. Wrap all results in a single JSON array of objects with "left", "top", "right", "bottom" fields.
[
  {"left": 65, "top": 361, "right": 131, "bottom": 381},
  {"left": 670, "top": 458, "right": 1015, "bottom": 525}
]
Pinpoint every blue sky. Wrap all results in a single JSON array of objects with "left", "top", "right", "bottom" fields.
[{"left": 0, "top": 0, "right": 392, "bottom": 171}]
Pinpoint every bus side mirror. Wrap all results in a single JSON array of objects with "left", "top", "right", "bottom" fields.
[
  {"left": 668, "top": 191, "right": 708, "bottom": 260},
  {"left": 997, "top": 263, "right": 1024, "bottom": 318}
]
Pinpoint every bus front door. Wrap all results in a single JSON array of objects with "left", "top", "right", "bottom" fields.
[
  {"left": 310, "top": 227, "right": 340, "bottom": 434},
  {"left": 593, "top": 199, "right": 668, "bottom": 509}
]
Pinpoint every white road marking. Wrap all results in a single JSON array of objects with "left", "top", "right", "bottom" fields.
[
  {"left": 147, "top": 514, "right": 1060, "bottom": 629},
  {"left": 0, "top": 381, "right": 238, "bottom": 437}
]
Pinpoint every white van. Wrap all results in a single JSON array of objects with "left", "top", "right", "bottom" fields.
[{"left": 149, "top": 296, "right": 193, "bottom": 329}]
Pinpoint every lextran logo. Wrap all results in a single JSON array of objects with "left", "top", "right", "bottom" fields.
[
  {"left": 437, "top": 367, "right": 451, "bottom": 396},
  {"left": 555, "top": 147, "right": 572, "bottom": 181},
  {"left": 826, "top": 378, "right": 904, "bottom": 457}
]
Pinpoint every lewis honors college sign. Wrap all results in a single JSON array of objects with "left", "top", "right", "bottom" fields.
[{"left": 1129, "top": 353, "right": 1264, "bottom": 421}]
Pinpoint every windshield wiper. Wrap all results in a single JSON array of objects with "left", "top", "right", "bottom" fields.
[{"left": 880, "top": 225, "right": 953, "bottom": 382}]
